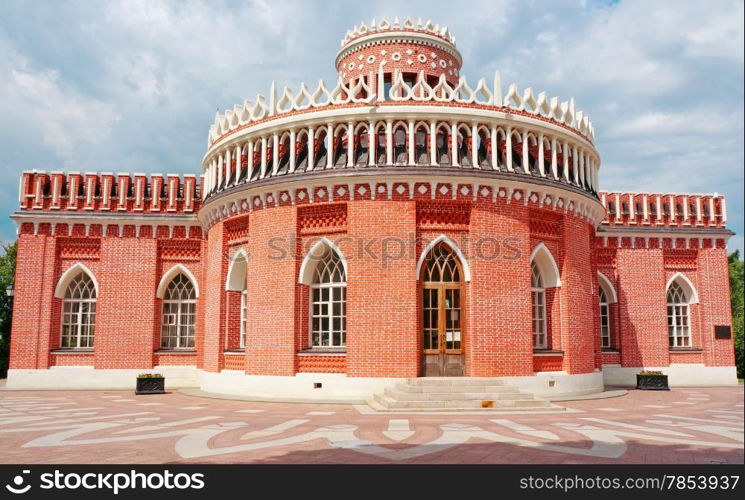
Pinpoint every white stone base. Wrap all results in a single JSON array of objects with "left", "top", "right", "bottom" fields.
[
  {"left": 4, "top": 366, "right": 199, "bottom": 390},
  {"left": 602, "top": 364, "right": 739, "bottom": 387},
  {"left": 504, "top": 371, "right": 605, "bottom": 399},
  {"left": 199, "top": 371, "right": 405, "bottom": 403}
]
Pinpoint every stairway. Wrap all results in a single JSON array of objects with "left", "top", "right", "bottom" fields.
[{"left": 369, "top": 378, "right": 561, "bottom": 412}]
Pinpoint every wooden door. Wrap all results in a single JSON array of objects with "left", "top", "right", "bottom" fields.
[{"left": 421, "top": 243, "right": 465, "bottom": 376}]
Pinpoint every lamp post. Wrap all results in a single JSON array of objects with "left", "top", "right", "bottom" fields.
[{"left": 5, "top": 284, "right": 13, "bottom": 298}]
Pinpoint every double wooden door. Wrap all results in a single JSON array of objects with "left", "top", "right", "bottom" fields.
[{"left": 421, "top": 243, "right": 465, "bottom": 377}]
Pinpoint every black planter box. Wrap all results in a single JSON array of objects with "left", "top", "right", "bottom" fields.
[
  {"left": 135, "top": 377, "right": 165, "bottom": 395},
  {"left": 636, "top": 374, "right": 669, "bottom": 390}
]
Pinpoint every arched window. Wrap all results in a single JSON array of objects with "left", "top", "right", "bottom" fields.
[
  {"left": 667, "top": 281, "right": 690, "bottom": 347},
  {"left": 310, "top": 247, "right": 346, "bottom": 347},
  {"left": 61, "top": 273, "right": 97, "bottom": 348},
  {"left": 599, "top": 287, "right": 610, "bottom": 348},
  {"left": 161, "top": 273, "right": 196, "bottom": 349},
  {"left": 531, "top": 262, "right": 546, "bottom": 348}
]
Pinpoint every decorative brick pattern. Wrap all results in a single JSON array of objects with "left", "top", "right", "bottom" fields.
[
  {"left": 296, "top": 355, "right": 346, "bottom": 373},
  {"left": 298, "top": 203, "right": 347, "bottom": 235}
]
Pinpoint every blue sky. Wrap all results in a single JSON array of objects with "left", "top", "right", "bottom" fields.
[{"left": 0, "top": 0, "right": 742, "bottom": 253}]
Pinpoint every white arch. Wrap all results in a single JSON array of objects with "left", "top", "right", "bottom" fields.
[
  {"left": 530, "top": 243, "right": 561, "bottom": 288},
  {"left": 415, "top": 234, "right": 472, "bottom": 282},
  {"left": 54, "top": 262, "right": 99, "bottom": 299},
  {"left": 597, "top": 271, "right": 617, "bottom": 303},
  {"left": 298, "top": 237, "right": 348, "bottom": 285},
  {"left": 156, "top": 264, "right": 200, "bottom": 299},
  {"left": 666, "top": 272, "right": 699, "bottom": 304},
  {"left": 225, "top": 248, "right": 248, "bottom": 291}
]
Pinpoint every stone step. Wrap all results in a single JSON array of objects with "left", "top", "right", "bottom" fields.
[
  {"left": 406, "top": 377, "right": 507, "bottom": 387},
  {"left": 384, "top": 388, "right": 535, "bottom": 402},
  {"left": 395, "top": 383, "right": 520, "bottom": 394},
  {"left": 374, "top": 394, "right": 551, "bottom": 410}
]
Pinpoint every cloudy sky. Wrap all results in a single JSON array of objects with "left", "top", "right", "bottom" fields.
[{"left": 0, "top": 0, "right": 742, "bottom": 252}]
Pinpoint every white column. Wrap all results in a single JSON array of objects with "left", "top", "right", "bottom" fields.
[
  {"left": 386, "top": 120, "right": 393, "bottom": 165},
  {"left": 451, "top": 122, "right": 459, "bottom": 167},
  {"left": 235, "top": 145, "right": 242, "bottom": 185},
  {"left": 682, "top": 195, "right": 689, "bottom": 224},
  {"left": 521, "top": 130, "right": 529, "bottom": 174},
  {"left": 629, "top": 194, "right": 636, "bottom": 222},
  {"left": 289, "top": 129, "right": 297, "bottom": 173},
  {"left": 307, "top": 127, "right": 315, "bottom": 171},
  {"left": 407, "top": 120, "right": 415, "bottom": 165},
  {"left": 217, "top": 153, "right": 223, "bottom": 190},
  {"left": 430, "top": 121, "right": 438, "bottom": 166},
  {"left": 709, "top": 197, "right": 715, "bottom": 226},
  {"left": 550, "top": 137, "right": 558, "bottom": 179},
  {"left": 490, "top": 125, "right": 497, "bottom": 169},
  {"left": 572, "top": 146, "right": 579, "bottom": 184},
  {"left": 224, "top": 149, "right": 232, "bottom": 186},
  {"left": 505, "top": 127, "right": 513, "bottom": 172},
  {"left": 247, "top": 142, "right": 254, "bottom": 180},
  {"left": 655, "top": 195, "right": 662, "bottom": 224},
  {"left": 326, "top": 123, "right": 334, "bottom": 170},
  {"left": 272, "top": 133, "right": 279, "bottom": 175},
  {"left": 563, "top": 142, "right": 570, "bottom": 181},
  {"left": 347, "top": 121, "right": 354, "bottom": 168},
  {"left": 537, "top": 134, "right": 545, "bottom": 177},
  {"left": 614, "top": 193, "right": 621, "bottom": 222},
  {"left": 642, "top": 194, "right": 649, "bottom": 223},
  {"left": 669, "top": 195, "right": 676, "bottom": 223},
  {"left": 578, "top": 151, "right": 585, "bottom": 187},
  {"left": 260, "top": 136, "right": 267, "bottom": 178},
  {"left": 720, "top": 197, "right": 727, "bottom": 224},
  {"left": 696, "top": 197, "right": 703, "bottom": 225},
  {"left": 369, "top": 122, "right": 376, "bottom": 166},
  {"left": 471, "top": 124, "right": 478, "bottom": 168}
]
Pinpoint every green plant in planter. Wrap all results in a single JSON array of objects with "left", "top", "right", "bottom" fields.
[
  {"left": 636, "top": 370, "right": 669, "bottom": 390},
  {"left": 135, "top": 373, "right": 166, "bottom": 394}
]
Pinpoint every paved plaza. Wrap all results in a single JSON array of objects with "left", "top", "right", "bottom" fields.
[{"left": 0, "top": 386, "right": 742, "bottom": 464}]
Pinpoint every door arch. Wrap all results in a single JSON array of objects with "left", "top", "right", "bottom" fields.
[{"left": 420, "top": 242, "right": 466, "bottom": 376}]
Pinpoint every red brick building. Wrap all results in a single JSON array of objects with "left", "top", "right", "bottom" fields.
[{"left": 6, "top": 18, "right": 737, "bottom": 400}]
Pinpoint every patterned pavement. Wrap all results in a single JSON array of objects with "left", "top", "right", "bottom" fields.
[{"left": 0, "top": 386, "right": 742, "bottom": 464}]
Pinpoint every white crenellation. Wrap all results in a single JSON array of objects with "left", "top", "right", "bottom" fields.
[{"left": 207, "top": 70, "right": 595, "bottom": 147}]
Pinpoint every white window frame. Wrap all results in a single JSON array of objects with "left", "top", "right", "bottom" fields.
[
  {"left": 667, "top": 282, "right": 691, "bottom": 348},
  {"left": 309, "top": 248, "right": 347, "bottom": 348},
  {"left": 161, "top": 274, "right": 197, "bottom": 350},
  {"left": 599, "top": 288, "right": 610, "bottom": 348},
  {"left": 240, "top": 289, "right": 247, "bottom": 349},
  {"left": 531, "top": 262, "right": 547, "bottom": 349},
  {"left": 60, "top": 274, "right": 97, "bottom": 349}
]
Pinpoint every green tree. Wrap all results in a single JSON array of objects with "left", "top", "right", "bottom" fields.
[
  {"left": 0, "top": 242, "right": 17, "bottom": 378},
  {"left": 729, "top": 250, "right": 744, "bottom": 379}
]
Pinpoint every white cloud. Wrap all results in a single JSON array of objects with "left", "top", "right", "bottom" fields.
[
  {"left": 0, "top": 45, "right": 118, "bottom": 160},
  {"left": 0, "top": 0, "right": 741, "bottom": 253}
]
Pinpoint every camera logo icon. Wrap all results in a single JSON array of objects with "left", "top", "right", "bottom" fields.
[{"left": 5, "top": 470, "right": 31, "bottom": 494}]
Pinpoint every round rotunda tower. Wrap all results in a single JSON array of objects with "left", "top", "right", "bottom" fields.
[
  {"left": 335, "top": 17, "right": 462, "bottom": 92},
  {"left": 199, "top": 17, "right": 605, "bottom": 396}
]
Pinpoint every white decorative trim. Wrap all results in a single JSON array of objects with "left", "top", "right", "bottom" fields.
[
  {"left": 54, "top": 262, "right": 99, "bottom": 299},
  {"left": 415, "top": 234, "right": 472, "bottom": 282},
  {"left": 666, "top": 272, "right": 699, "bottom": 304},
  {"left": 298, "top": 237, "right": 349, "bottom": 285},
  {"left": 156, "top": 264, "right": 200, "bottom": 299},
  {"left": 225, "top": 248, "right": 248, "bottom": 291},
  {"left": 597, "top": 271, "right": 617, "bottom": 303},
  {"left": 530, "top": 243, "right": 561, "bottom": 287}
]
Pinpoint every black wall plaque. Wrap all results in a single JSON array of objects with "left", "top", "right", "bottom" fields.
[{"left": 714, "top": 325, "right": 731, "bottom": 339}]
